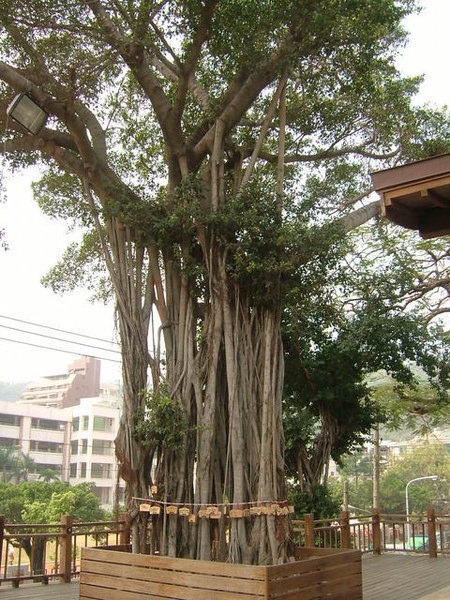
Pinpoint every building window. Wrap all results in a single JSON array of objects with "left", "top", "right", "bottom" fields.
[
  {"left": 70, "top": 463, "right": 77, "bottom": 478},
  {"left": 91, "top": 463, "right": 111, "bottom": 479},
  {"left": 92, "top": 486, "right": 111, "bottom": 505},
  {"left": 82, "top": 416, "right": 89, "bottom": 431},
  {"left": 29, "top": 441, "right": 63, "bottom": 453},
  {"left": 71, "top": 441, "right": 78, "bottom": 455},
  {"left": 80, "top": 463, "right": 87, "bottom": 478},
  {"left": 72, "top": 417, "right": 79, "bottom": 432},
  {"left": 0, "top": 414, "right": 20, "bottom": 426},
  {"left": 92, "top": 439, "right": 113, "bottom": 456},
  {"left": 31, "top": 418, "right": 65, "bottom": 431},
  {"left": 0, "top": 438, "right": 18, "bottom": 448},
  {"left": 93, "top": 416, "right": 114, "bottom": 432},
  {"left": 81, "top": 439, "right": 88, "bottom": 454}
]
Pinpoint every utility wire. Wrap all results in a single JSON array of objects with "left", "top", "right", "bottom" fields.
[
  {"left": 0, "top": 323, "right": 120, "bottom": 355},
  {"left": 0, "top": 314, "right": 120, "bottom": 346},
  {"left": 0, "top": 335, "right": 121, "bottom": 363}
]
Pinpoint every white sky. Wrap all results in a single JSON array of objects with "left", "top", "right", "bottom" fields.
[{"left": 0, "top": 0, "right": 449, "bottom": 384}]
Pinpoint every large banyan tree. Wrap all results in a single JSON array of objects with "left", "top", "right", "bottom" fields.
[{"left": 0, "top": 0, "right": 446, "bottom": 563}]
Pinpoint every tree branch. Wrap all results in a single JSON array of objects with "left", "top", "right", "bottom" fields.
[{"left": 336, "top": 199, "right": 381, "bottom": 233}]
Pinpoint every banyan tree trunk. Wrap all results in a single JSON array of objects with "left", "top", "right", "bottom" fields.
[{"left": 158, "top": 241, "right": 290, "bottom": 564}]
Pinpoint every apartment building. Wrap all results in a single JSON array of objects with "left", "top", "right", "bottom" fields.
[
  {"left": 0, "top": 400, "right": 71, "bottom": 481},
  {"left": 0, "top": 352, "right": 124, "bottom": 508},
  {"left": 67, "top": 397, "right": 124, "bottom": 507},
  {"left": 18, "top": 356, "right": 101, "bottom": 409}
]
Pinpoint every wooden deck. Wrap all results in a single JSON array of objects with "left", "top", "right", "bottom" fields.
[{"left": 0, "top": 554, "right": 448, "bottom": 599}]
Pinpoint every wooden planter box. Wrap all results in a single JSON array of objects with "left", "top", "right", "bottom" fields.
[{"left": 79, "top": 546, "right": 362, "bottom": 600}]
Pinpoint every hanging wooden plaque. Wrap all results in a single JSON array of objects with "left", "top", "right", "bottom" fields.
[
  {"left": 140, "top": 502, "right": 151, "bottom": 512},
  {"left": 250, "top": 506, "right": 262, "bottom": 516},
  {"left": 149, "top": 505, "right": 161, "bottom": 515},
  {"left": 166, "top": 505, "right": 178, "bottom": 515},
  {"left": 179, "top": 507, "right": 191, "bottom": 517}
]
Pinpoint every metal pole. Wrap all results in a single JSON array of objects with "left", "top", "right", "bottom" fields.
[{"left": 405, "top": 476, "right": 439, "bottom": 546}]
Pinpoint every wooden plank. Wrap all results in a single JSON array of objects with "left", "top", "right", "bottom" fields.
[
  {"left": 268, "top": 549, "right": 360, "bottom": 579},
  {"left": 268, "top": 574, "right": 362, "bottom": 600},
  {"left": 296, "top": 547, "right": 360, "bottom": 559},
  {"left": 82, "top": 547, "right": 264, "bottom": 580},
  {"left": 80, "top": 560, "right": 265, "bottom": 596},
  {"left": 267, "top": 564, "right": 361, "bottom": 598},
  {"left": 80, "top": 572, "right": 263, "bottom": 600},
  {"left": 267, "top": 561, "right": 361, "bottom": 596}
]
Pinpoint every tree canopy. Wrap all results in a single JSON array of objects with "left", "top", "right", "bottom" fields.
[
  {"left": 0, "top": 480, "right": 107, "bottom": 524},
  {"left": 1, "top": 0, "right": 449, "bottom": 564}
]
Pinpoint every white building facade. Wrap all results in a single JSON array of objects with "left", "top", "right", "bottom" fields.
[
  {"left": 66, "top": 397, "right": 124, "bottom": 507},
  {"left": 0, "top": 397, "right": 124, "bottom": 509}
]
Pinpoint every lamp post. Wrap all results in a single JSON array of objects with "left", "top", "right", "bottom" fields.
[
  {"left": 6, "top": 93, "right": 47, "bottom": 135},
  {"left": 405, "top": 475, "right": 439, "bottom": 545}
]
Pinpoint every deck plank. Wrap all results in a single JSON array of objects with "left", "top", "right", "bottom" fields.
[
  {"left": 0, "top": 554, "right": 448, "bottom": 599},
  {"left": 363, "top": 554, "right": 450, "bottom": 600}
]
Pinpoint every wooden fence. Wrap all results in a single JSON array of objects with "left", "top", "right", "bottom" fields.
[
  {"left": 1, "top": 508, "right": 449, "bottom": 589},
  {"left": 292, "top": 508, "right": 450, "bottom": 557}
]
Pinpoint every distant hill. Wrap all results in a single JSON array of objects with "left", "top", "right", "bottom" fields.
[{"left": 0, "top": 382, "right": 28, "bottom": 401}]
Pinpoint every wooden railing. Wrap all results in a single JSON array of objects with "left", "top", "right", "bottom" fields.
[
  {"left": 292, "top": 509, "right": 450, "bottom": 557},
  {"left": 1, "top": 509, "right": 449, "bottom": 588},
  {"left": 0, "top": 514, "right": 130, "bottom": 588}
]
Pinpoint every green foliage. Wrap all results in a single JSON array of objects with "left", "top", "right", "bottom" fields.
[
  {"left": 0, "top": 481, "right": 108, "bottom": 524},
  {"left": 288, "top": 483, "right": 341, "bottom": 520},
  {"left": 282, "top": 212, "right": 450, "bottom": 490},
  {"left": 379, "top": 444, "right": 449, "bottom": 514},
  {"left": 133, "top": 386, "right": 191, "bottom": 452},
  {"left": 336, "top": 442, "right": 450, "bottom": 514}
]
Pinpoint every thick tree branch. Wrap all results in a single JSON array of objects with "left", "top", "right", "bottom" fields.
[
  {"left": 172, "top": 0, "right": 218, "bottom": 121},
  {"left": 336, "top": 199, "right": 381, "bottom": 233}
]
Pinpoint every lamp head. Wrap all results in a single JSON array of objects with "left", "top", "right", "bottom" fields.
[{"left": 7, "top": 93, "right": 48, "bottom": 135}]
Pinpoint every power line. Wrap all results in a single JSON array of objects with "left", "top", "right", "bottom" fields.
[
  {"left": 0, "top": 335, "right": 122, "bottom": 364},
  {"left": 0, "top": 324, "right": 120, "bottom": 356},
  {"left": 0, "top": 314, "right": 120, "bottom": 347}
]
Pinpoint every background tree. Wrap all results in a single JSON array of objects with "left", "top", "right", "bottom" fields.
[
  {"left": 0, "top": 446, "right": 37, "bottom": 483},
  {"left": 0, "top": 0, "right": 449, "bottom": 563},
  {"left": 0, "top": 481, "right": 108, "bottom": 574},
  {"left": 282, "top": 225, "right": 450, "bottom": 493},
  {"left": 335, "top": 442, "right": 450, "bottom": 514}
]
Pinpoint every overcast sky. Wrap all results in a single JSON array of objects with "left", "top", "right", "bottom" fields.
[{"left": 0, "top": 0, "right": 449, "bottom": 384}]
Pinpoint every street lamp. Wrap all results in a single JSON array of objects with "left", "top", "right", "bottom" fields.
[
  {"left": 405, "top": 475, "right": 439, "bottom": 544},
  {"left": 6, "top": 93, "right": 47, "bottom": 135}
]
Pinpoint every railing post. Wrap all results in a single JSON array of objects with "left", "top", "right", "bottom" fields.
[
  {"left": 119, "top": 512, "right": 131, "bottom": 547},
  {"left": 427, "top": 508, "right": 437, "bottom": 558},
  {"left": 60, "top": 515, "right": 73, "bottom": 583},
  {"left": 372, "top": 508, "right": 381, "bottom": 555},
  {"left": 304, "top": 513, "right": 314, "bottom": 547},
  {"left": 340, "top": 510, "right": 350, "bottom": 549}
]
